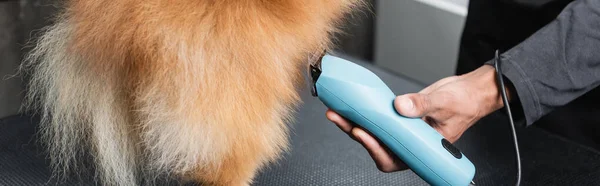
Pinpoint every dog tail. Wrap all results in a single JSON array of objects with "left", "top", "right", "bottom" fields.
[{"left": 20, "top": 14, "right": 140, "bottom": 185}]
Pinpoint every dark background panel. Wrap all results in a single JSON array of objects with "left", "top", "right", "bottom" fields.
[{"left": 333, "top": 0, "right": 377, "bottom": 62}]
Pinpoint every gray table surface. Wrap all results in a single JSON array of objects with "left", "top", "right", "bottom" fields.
[{"left": 2, "top": 55, "right": 600, "bottom": 186}]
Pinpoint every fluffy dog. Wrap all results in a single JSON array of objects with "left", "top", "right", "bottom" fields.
[{"left": 20, "top": 0, "right": 364, "bottom": 185}]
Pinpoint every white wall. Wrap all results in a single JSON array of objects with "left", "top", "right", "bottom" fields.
[{"left": 374, "top": 0, "right": 468, "bottom": 85}]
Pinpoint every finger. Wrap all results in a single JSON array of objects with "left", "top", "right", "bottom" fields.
[
  {"left": 423, "top": 116, "right": 441, "bottom": 128},
  {"left": 326, "top": 110, "right": 360, "bottom": 141},
  {"left": 326, "top": 109, "right": 353, "bottom": 133},
  {"left": 436, "top": 116, "right": 472, "bottom": 143},
  {"left": 394, "top": 93, "right": 433, "bottom": 118},
  {"left": 352, "top": 128, "right": 406, "bottom": 172},
  {"left": 434, "top": 126, "right": 460, "bottom": 143},
  {"left": 425, "top": 109, "right": 453, "bottom": 124}
]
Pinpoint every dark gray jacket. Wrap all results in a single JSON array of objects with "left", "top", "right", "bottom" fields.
[{"left": 487, "top": 0, "right": 600, "bottom": 126}]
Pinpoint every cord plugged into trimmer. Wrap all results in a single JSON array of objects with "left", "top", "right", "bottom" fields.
[{"left": 494, "top": 50, "right": 522, "bottom": 186}]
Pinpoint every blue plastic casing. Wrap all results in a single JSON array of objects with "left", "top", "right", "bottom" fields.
[{"left": 314, "top": 55, "right": 476, "bottom": 186}]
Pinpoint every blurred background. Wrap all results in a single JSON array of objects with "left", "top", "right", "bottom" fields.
[
  {"left": 336, "top": 0, "right": 467, "bottom": 85},
  {"left": 0, "top": 0, "right": 468, "bottom": 118}
]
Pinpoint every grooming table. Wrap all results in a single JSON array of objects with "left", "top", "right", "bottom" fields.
[{"left": 2, "top": 57, "right": 600, "bottom": 186}]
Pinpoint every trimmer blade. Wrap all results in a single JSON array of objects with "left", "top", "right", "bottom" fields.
[{"left": 305, "top": 50, "right": 325, "bottom": 97}]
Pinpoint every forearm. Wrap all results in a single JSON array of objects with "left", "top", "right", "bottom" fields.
[{"left": 485, "top": 0, "right": 600, "bottom": 126}]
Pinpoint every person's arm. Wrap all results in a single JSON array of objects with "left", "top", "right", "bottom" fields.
[
  {"left": 489, "top": 0, "right": 600, "bottom": 126},
  {"left": 326, "top": 0, "right": 600, "bottom": 173}
]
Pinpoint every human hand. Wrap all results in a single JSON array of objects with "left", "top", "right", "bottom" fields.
[{"left": 326, "top": 65, "right": 508, "bottom": 172}]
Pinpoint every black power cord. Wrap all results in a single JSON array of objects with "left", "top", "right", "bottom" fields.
[{"left": 493, "top": 50, "right": 522, "bottom": 186}]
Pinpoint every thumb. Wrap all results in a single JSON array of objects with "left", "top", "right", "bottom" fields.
[{"left": 394, "top": 93, "right": 432, "bottom": 118}]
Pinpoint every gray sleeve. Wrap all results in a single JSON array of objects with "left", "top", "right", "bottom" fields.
[{"left": 486, "top": 0, "right": 600, "bottom": 126}]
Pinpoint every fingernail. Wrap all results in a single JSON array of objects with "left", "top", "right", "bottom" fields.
[
  {"left": 353, "top": 130, "right": 365, "bottom": 143},
  {"left": 399, "top": 97, "right": 413, "bottom": 110},
  {"left": 354, "top": 135, "right": 363, "bottom": 143},
  {"left": 354, "top": 133, "right": 363, "bottom": 142}
]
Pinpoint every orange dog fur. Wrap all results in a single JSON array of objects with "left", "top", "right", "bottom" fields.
[{"left": 21, "top": 0, "right": 364, "bottom": 185}]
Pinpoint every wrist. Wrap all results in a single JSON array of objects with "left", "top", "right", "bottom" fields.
[{"left": 463, "top": 65, "right": 508, "bottom": 115}]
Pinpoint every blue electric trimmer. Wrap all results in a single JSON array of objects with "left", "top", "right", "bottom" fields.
[
  {"left": 308, "top": 51, "right": 522, "bottom": 186},
  {"left": 307, "top": 52, "right": 476, "bottom": 186}
]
